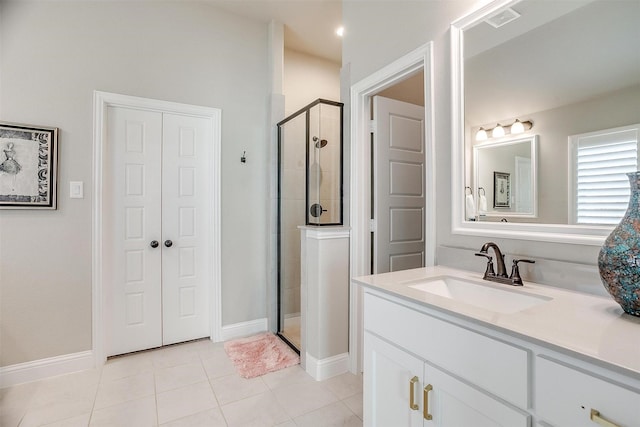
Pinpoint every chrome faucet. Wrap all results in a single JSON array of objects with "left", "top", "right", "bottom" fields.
[{"left": 475, "top": 242, "right": 535, "bottom": 286}]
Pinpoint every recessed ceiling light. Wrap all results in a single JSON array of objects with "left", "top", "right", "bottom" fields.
[{"left": 336, "top": 26, "right": 344, "bottom": 37}]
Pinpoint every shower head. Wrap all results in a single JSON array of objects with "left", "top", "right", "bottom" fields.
[{"left": 312, "top": 136, "right": 328, "bottom": 149}]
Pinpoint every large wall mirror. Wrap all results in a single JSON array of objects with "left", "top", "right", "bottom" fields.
[{"left": 451, "top": 0, "right": 640, "bottom": 245}]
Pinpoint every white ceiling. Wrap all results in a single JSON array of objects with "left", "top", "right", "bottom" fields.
[{"left": 208, "top": 0, "right": 342, "bottom": 63}]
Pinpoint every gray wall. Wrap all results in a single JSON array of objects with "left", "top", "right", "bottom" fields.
[
  {"left": 342, "top": 0, "right": 605, "bottom": 295},
  {"left": 0, "top": 1, "right": 270, "bottom": 366}
]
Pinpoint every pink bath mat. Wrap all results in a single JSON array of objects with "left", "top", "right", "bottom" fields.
[{"left": 224, "top": 332, "right": 300, "bottom": 378}]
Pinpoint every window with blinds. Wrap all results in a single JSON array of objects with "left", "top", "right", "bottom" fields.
[{"left": 569, "top": 125, "right": 640, "bottom": 225}]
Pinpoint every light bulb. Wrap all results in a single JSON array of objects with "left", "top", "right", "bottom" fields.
[
  {"left": 492, "top": 124, "right": 505, "bottom": 138},
  {"left": 510, "top": 119, "right": 525, "bottom": 134},
  {"left": 476, "top": 127, "right": 488, "bottom": 141},
  {"left": 336, "top": 26, "right": 344, "bottom": 37}
]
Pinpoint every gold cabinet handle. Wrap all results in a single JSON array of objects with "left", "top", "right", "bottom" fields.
[
  {"left": 409, "top": 376, "right": 419, "bottom": 410},
  {"left": 423, "top": 384, "right": 433, "bottom": 420},
  {"left": 590, "top": 409, "right": 620, "bottom": 427}
]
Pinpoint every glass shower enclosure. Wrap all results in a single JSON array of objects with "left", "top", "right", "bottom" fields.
[{"left": 276, "top": 99, "right": 343, "bottom": 351}]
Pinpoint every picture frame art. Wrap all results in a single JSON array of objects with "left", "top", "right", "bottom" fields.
[
  {"left": 0, "top": 121, "right": 58, "bottom": 209},
  {"left": 493, "top": 171, "right": 510, "bottom": 208}
]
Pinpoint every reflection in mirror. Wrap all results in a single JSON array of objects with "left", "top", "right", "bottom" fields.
[
  {"left": 568, "top": 123, "right": 640, "bottom": 225},
  {"left": 452, "top": 0, "right": 640, "bottom": 244},
  {"left": 473, "top": 135, "right": 537, "bottom": 220}
]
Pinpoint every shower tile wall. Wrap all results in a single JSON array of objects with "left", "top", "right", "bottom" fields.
[
  {"left": 324, "top": 104, "right": 342, "bottom": 222},
  {"left": 308, "top": 104, "right": 342, "bottom": 225}
]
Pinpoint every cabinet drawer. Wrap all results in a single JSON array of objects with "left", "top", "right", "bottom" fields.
[
  {"left": 364, "top": 292, "right": 529, "bottom": 409},
  {"left": 536, "top": 356, "right": 640, "bottom": 427}
]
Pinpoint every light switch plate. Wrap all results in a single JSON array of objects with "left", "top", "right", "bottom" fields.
[{"left": 70, "top": 181, "right": 84, "bottom": 199}]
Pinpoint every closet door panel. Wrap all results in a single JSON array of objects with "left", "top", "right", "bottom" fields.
[
  {"left": 161, "top": 113, "right": 212, "bottom": 345},
  {"left": 106, "top": 106, "right": 163, "bottom": 356}
]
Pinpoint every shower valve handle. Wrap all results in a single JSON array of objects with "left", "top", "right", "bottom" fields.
[{"left": 309, "top": 203, "right": 327, "bottom": 218}]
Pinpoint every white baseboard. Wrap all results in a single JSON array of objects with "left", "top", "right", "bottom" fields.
[
  {"left": 219, "top": 318, "right": 268, "bottom": 341},
  {"left": 0, "top": 318, "right": 268, "bottom": 388},
  {"left": 0, "top": 350, "right": 95, "bottom": 388},
  {"left": 305, "top": 352, "right": 350, "bottom": 381}
]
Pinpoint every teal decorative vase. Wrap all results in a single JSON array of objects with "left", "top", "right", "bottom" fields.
[{"left": 598, "top": 172, "right": 640, "bottom": 316}]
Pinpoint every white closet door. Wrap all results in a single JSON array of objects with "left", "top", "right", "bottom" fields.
[
  {"left": 106, "top": 106, "right": 163, "bottom": 356},
  {"left": 161, "top": 113, "right": 212, "bottom": 345}
]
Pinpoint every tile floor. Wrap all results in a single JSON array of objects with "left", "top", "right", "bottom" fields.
[{"left": 0, "top": 339, "right": 363, "bottom": 427}]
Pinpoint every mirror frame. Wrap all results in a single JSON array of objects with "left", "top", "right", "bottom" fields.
[
  {"left": 451, "top": 0, "right": 611, "bottom": 246},
  {"left": 473, "top": 135, "right": 538, "bottom": 218}
]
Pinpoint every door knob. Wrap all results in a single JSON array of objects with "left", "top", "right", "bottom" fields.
[
  {"left": 164, "top": 240, "right": 173, "bottom": 248},
  {"left": 150, "top": 240, "right": 159, "bottom": 248}
]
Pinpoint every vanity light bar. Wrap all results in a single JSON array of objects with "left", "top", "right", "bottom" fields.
[{"left": 475, "top": 119, "right": 533, "bottom": 141}]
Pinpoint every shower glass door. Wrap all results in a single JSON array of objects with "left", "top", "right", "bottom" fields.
[
  {"left": 277, "top": 112, "right": 305, "bottom": 351},
  {"left": 276, "top": 99, "right": 343, "bottom": 352}
]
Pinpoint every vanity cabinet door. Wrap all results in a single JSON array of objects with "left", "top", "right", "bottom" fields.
[
  {"left": 536, "top": 357, "right": 640, "bottom": 427},
  {"left": 425, "top": 363, "right": 529, "bottom": 427},
  {"left": 364, "top": 332, "right": 425, "bottom": 427},
  {"left": 364, "top": 331, "right": 529, "bottom": 427}
]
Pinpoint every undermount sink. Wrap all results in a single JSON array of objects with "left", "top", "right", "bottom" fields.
[{"left": 407, "top": 276, "right": 552, "bottom": 314}]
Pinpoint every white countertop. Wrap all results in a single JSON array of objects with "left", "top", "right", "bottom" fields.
[{"left": 354, "top": 266, "right": 640, "bottom": 378}]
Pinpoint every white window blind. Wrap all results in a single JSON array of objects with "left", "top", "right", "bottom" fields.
[{"left": 570, "top": 125, "right": 640, "bottom": 225}]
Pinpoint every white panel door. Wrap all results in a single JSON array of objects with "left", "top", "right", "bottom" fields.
[
  {"left": 106, "top": 107, "right": 211, "bottom": 356},
  {"left": 373, "top": 96, "right": 425, "bottom": 273},
  {"left": 106, "top": 106, "right": 163, "bottom": 356},
  {"left": 161, "top": 113, "right": 211, "bottom": 345}
]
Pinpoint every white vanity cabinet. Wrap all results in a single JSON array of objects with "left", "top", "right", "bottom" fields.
[
  {"left": 363, "top": 291, "right": 530, "bottom": 426},
  {"left": 535, "top": 357, "right": 640, "bottom": 427},
  {"left": 365, "top": 332, "right": 529, "bottom": 426},
  {"left": 362, "top": 288, "right": 640, "bottom": 427}
]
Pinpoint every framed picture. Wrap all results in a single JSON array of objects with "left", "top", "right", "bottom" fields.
[
  {"left": 0, "top": 122, "right": 58, "bottom": 209},
  {"left": 493, "top": 171, "right": 510, "bottom": 208}
]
